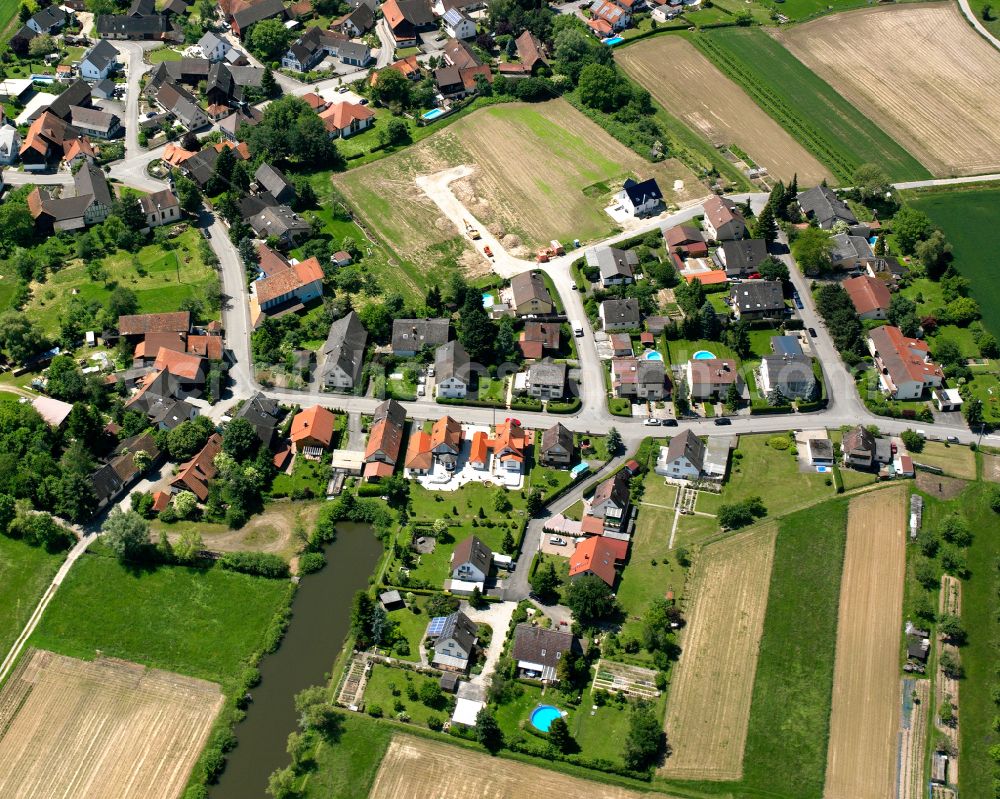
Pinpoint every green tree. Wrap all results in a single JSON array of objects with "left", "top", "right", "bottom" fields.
[
  {"left": 525, "top": 488, "right": 543, "bottom": 516},
  {"left": 45, "top": 355, "right": 87, "bottom": 401},
  {"left": 565, "top": 574, "right": 618, "bottom": 625},
  {"left": 174, "top": 175, "right": 201, "bottom": 213},
  {"left": 108, "top": 286, "right": 139, "bottom": 319},
  {"left": 0, "top": 493, "right": 16, "bottom": 535},
  {"left": 577, "top": 63, "right": 632, "bottom": 112},
  {"left": 167, "top": 417, "right": 214, "bottom": 461},
  {"left": 475, "top": 707, "right": 504, "bottom": 753},
  {"left": 548, "top": 716, "right": 574, "bottom": 753},
  {"left": 261, "top": 64, "right": 278, "bottom": 98},
  {"left": 29, "top": 34, "right": 57, "bottom": 57},
  {"left": 377, "top": 117, "right": 410, "bottom": 147},
  {"left": 938, "top": 614, "right": 967, "bottom": 645},
  {"left": 607, "top": 427, "right": 622, "bottom": 454},
  {"left": 0, "top": 198, "right": 35, "bottom": 250},
  {"left": 531, "top": 559, "right": 560, "bottom": 601},
  {"left": 494, "top": 315, "right": 515, "bottom": 361},
  {"left": 102, "top": 508, "right": 150, "bottom": 561},
  {"left": 674, "top": 378, "right": 690, "bottom": 416},
  {"left": 223, "top": 417, "right": 259, "bottom": 462},
  {"left": 915, "top": 229, "right": 951, "bottom": 279},
  {"left": 0, "top": 312, "right": 44, "bottom": 364},
  {"left": 249, "top": 18, "right": 292, "bottom": 60},
  {"left": 728, "top": 320, "right": 751, "bottom": 359},
  {"left": 758, "top": 256, "right": 789, "bottom": 282},
  {"left": 751, "top": 202, "right": 778, "bottom": 244},
  {"left": 622, "top": 701, "right": 664, "bottom": 771},
  {"left": 699, "top": 300, "right": 720, "bottom": 340},
  {"left": 964, "top": 397, "right": 984, "bottom": 427},
  {"left": 900, "top": 429, "right": 925, "bottom": 453},
  {"left": 457, "top": 291, "right": 495, "bottom": 362},
  {"left": 792, "top": 227, "right": 833, "bottom": 275},
  {"left": 852, "top": 163, "right": 891, "bottom": 202},
  {"left": 724, "top": 382, "right": 740, "bottom": 413},
  {"left": 887, "top": 294, "right": 919, "bottom": 337},
  {"left": 265, "top": 766, "right": 297, "bottom": 799},
  {"left": 892, "top": 206, "right": 933, "bottom": 255},
  {"left": 370, "top": 68, "right": 413, "bottom": 109}
]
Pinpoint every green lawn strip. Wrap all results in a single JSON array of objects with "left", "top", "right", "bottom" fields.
[
  {"left": 688, "top": 28, "right": 930, "bottom": 183},
  {"left": 740, "top": 498, "right": 848, "bottom": 797},
  {"left": 663, "top": 337, "right": 735, "bottom": 367},
  {"left": 572, "top": 687, "right": 660, "bottom": 765},
  {"left": 0, "top": 536, "right": 65, "bottom": 659},
  {"left": 28, "top": 548, "right": 289, "bottom": 690},
  {"left": 957, "top": 483, "right": 1000, "bottom": 798},
  {"left": 362, "top": 663, "right": 454, "bottom": 726},
  {"left": 906, "top": 185, "right": 1000, "bottom": 339},
  {"left": 269, "top": 456, "right": 331, "bottom": 499},
  {"left": 0, "top": 0, "right": 21, "bottom": 40},
  {"left": 299, "top": 712, "right": 394, "bottom": 799},
  {"left": 670, "top": 513, "right": 718, "bottom": 550},
  {"left": 384, "top": 604, "right": 427, "bottom": 662}
]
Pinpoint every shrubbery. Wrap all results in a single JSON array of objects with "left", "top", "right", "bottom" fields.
[{"left": 218, "top": 551, "right": 290, "bottom": 579}]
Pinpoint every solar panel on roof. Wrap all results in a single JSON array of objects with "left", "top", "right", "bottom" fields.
[{"left": 427, "top": 616, "right": 447, "bottom": 636}]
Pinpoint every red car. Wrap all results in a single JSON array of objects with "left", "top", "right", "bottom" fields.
[
  {"left": 484, "top": 245, "right": 493, "bottom": 258},
  {"left": 747, "top": 272, "right": 761, "bottom": 279}
]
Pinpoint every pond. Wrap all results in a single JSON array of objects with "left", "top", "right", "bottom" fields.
[{"left": 210, "top": 523, "right": 383, "bottom": 799}]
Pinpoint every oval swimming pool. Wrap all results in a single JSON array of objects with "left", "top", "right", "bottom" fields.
[
  {"left": 693, "top": 350, "right": 716, "bottom": 360},
  {"left": 643, "top": 351, "right": 663, "bottom": 361},
  {"left": 530, "top": 704, "right": 562, "bottom": 732}
]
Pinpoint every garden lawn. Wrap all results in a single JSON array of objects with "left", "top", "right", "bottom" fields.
[
  {"left": 642, "top": 473, "right": 678, "bottom": 508},
  {"left": 670, "top": 512, "right": 718, "bottom": 550},
  {"left": 493, "top": 681, "right": 546, "bottom": 739},
  {"left": 957, "top": 483, "right": 1000, "bottom": 799},
  {"left": 529, "top": 464, "right": 575, "bottom": 501},
  {"left": 572, "top": 688, "right": 662, "bottom": 765},
  {"left": 910, "top": 441, "right": 977, "bottom": 480},
  {"left": 386, "top": 605, "right": 428, "bottom": 663},
  {"left": 24, "top": 227, "right": 218, "bottom": 337},
  {"left": 300, "top": 713, "right": 393, "bottom": 799},
  {"left": 148, "top": 46, "right": 183, "bottom": 62},
  {"left": 739, "top": 498, "right": 848, "bottom": 798},
  {"left": 362, "top": 664, "right": 453, "bottom": 727},
  {"left": 907, "top": 185, "right": 1000, "bottom": 338},
  {"left": 663, "top": 337, "right": 735, "bottom": 368},
  {"left": 269, "top": 455, "right": 332, "bottom": 499},
  {"left": 28, "top": 549, "right": 289, "bottom": 690},
  {"left": 0, "top": 537, "right": 65, "bottom": 660},
  {"left": 616, "top": 505, "right": 684, "bottom": 646},
  {"left": 690, "top": 28, "right": 930, "bottom": 183},
  {"left": 703, "top": 434, "right": 833, "bottom": 518}
]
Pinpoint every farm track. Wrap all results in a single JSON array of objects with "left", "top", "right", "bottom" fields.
[
  {"left": 660, "top": 524, "right": 777, "bottom": 781},
  {"left": 0, "top": 649, "right": 222, "bottom": 799},
  {"left": 368, "top": 735, "right": 684, "bottom": 799},
  {"left": 777, "top": 4, "right": 1000, "bottom": 176},
  {"left": 824, "top": 486, "right": 907, "bottom": 799}
]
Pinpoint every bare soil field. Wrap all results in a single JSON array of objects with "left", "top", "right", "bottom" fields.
[
  {"left": 824, "top": 485, "right": 907, "bottom": 799},
  {"left": 935, "top": 575, "right": 961, "bottom": 782},
  {"left": 368, "top": 735, "right": 682, "bottom": 799},
  {"left": 915, "top": 471, "right": 968, "bottom": 501},
  {"left": 775, "top": 4, "right": 1000, "bottom": 176},
  {"left": 897, "top": 678, "right": 930, "bottom": 799},
  {"left": 338, "top": 100, "right": 702, "bottom": 262},
  {"left": 0, "top": 649, "right": 222, "bottom": 799},
  {"left": 660, "top": 523, "right": 777, "bottom": 781},
  {"left": 618, "top": 38, "right": 830, "bottom": 185}
]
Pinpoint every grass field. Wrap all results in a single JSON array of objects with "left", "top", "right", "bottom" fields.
[
  {"left": 690, "top": 27, "right": 930, "bottom": 183},
  {"left": 777, "top": 4, "right": 1000, "bottom": 177},
  {"left": 336, "top": 100, "right": 701, "bottom": 282},
  {"left": 910, "top": 441, "right": 977, "bottom": 480},
  {"left": 24, "top": 227, "right": 218, "bottom": 337},
  {"left": 661, "top": 524, "right": 776, "bottom": 781},
  {"left": 368, "top": 735, "right": 682, "bottom": 799},
  {"left": 0, "top": 537, "right": 64, "bottom": 661},
  {"left": 362, "top": 664, "right": 453, "bottom": 726},
  {"left": 29, "top": 549, "right": 289, "bottom": 691},
  {"left": 823, "top": 487, "right": 906, "bottom": 799},
  {"left": 958, "top": 483, "right": 1000, "bottom": 798},
  {"left": 618, "top": 37, "right": 830, "bottom": 185},
  {"left": 739, "top": 498, "right": 848, "bottom": 798},
  {"left": 0, "top": 0, "right": 21, "bottom": 41},
  {"left": 907, "top": 185, "right": 1000, "bottom": 338},
  {"left": 299, "top": 713, "right": 393, "bottom": 799},
  {"left": 0, "top": 649, "right": 222, "bottom": 799}
]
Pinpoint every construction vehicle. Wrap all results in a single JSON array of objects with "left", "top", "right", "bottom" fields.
[{"left": 464, "top": 220, "right": 481, "bottom": 240}]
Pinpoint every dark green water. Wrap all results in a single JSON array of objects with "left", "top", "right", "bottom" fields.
[{"left": 210, "top": 523, "right": 382, "bottom": 798}]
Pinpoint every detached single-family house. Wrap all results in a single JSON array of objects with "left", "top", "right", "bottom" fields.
[
  {"left": 80, "top": 40, "right": 120, "bottom": 81},
  {"left": 714, "top": 238, "right": 768, "bottom": 278},
  {"left": 138, "top": 188, "right": 181, "bottom": 230},
  {"left": 655, "top": 429, "right": 704, "bottom": 480},
  {"left": 69, "top": 106, "right": 122, "bottom": 139},
  {"left": 539, "top": 422, "right": 574, "bottom": 467},
  {"left": 686, "top": 358, "right": 742, "bottom": 400},
  {"left": 231, "top": 0, "right": 287, "bottom": 38},
  {"left": 844, "top": 274, "right": 891, "bottom": 319},
  {"left": 442, "top": 7, "right": 475, "bottom": 38},
  {"left": 234, "top": 392, "right": 283, "bottom": 446},
  {"left": 291, "top": 405, "right": 337, "bottom": 452},
  {"left": 611, "top": 357, "right": 667, "bottom": 400},
  {"left": 450, "top": 534, "right": 493, "bottom": 582},
  {"left": 590, "top": 0, "right": 631, "bottom": 29},
  {"left": 842, "top": 425, "right": 877, "bottom": 470},
  {"left": 381, "top": 0, "right": 436, "bottom": 47},
  {"left": 405, "top": 429, "right": 433, "bottom": 475},
  {"left": 429, "top": 610, "right": 477, "bottom": 671},
  {"left": 513, "top": 30, "right": 548, "bottom": 74},
  {"left": 27, "top": 6, "right": 69, "bottom": 34},
  {"left": 589, "top": 470, "right": 630, "bottom": 532},
  {"left": 599, "top": 298, "right": 641, "bottom": 331},
  {"left": 830, "top": 233, "right": 875, "bottom": 271},
  {"left": 332, "top": 3, "right": 375, "bottom": 36},
  {"left": 512, "top": 624, "right": 578, "bottom": 683},
  {"left": 616, "top": 177, "right": 662, "bottom": 216},
  {"left": 392, "top": 318, "right": 449, "bottom": 356},
  {"left": 319, "top": 101, "right": 375, "bottom": 138},
  {"left": 518, "top": 322, "right": 560, "bottom": 360},
  {"left": 526, "top": 358, "right": 566, "bottom": 400},
  {"left": 281, "top": 25, "right": 346, "bottom": 72},
  {"left": 569, "top": 535, "right": 619, "bottom": 587},
  {"left": 587, "top": 245, "right": 637, "bottom": 287},
  {"left": 254, "top": 162, "right": 296, "bottom": 205},
  {"left": 435, "top": 340, "right": 471, "bottom": 399},
  {"left": 509, "top": 271, "right": 553, "bottom": 316},
  {"left": 0, "top": 125, "right": 21, "bottom": 165},
  {"left": 319, "top": 311, "right": 368, "bottom": 392},
  {"left": 198, "top": 31, "right": 232, "bottom": 61},
  {"left": 797, "top": 185, "right": 857, "bottom": 230},
  {"left": 730, "top": 280, "right": 785, "bottom": 320},
  {"left": 247, "top": 205, "right": 310, "bottom": 245},
  {"left": 867, "top": 325, "right": 943, "bottom": 400},
  {"left": 429, "top": 415, "right": 463, "bottom": 470},
  {"left": 250, "top": 254, "right": 324, "bottom": 326},
  {"left": 171, "top": 432, "right": 222, "bottom": 501},
  {"left": 363, "top": 398, "right": 406, "bottom": 479},
  {"left": 664, "top": 224, "right": 708, "bottom": 258},
  {"left": 702, "top": 195, "right": 745, "bottom": 241},
  {"left": 759, "top": 353, "right": 815, "bottom": 400}
]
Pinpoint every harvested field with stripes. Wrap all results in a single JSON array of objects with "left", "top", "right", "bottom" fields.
[
  {"left": 0, "top": 649, "right": 222, "bottom": 799},
  {"left": 618, "top": 37, "right": 830, "bottom": 185},
  {"left": 776, "top": 4, "right": 1000, "bottom": 176},
  {"left": 368, "top": 735, "right": 682, "bottom": 799},
  {"left": 897, "top": 678, "right": 930, "bottom": 799},
  {"left": 660, "top": 523, "right": 777, "bottom": 781},
  {"left": 824, "top": 486, "right": 907, "bottom": 799}
]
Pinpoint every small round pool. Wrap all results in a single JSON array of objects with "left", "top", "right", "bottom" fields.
[
  {"left": 643, "top": 351, "right": 663, "bottom": 361},
  {"left": 530, "top": 704, "right": 562, "bottom": 732},
  {"left": 693, "top": 350, "right": 716, "bottom": 360}
]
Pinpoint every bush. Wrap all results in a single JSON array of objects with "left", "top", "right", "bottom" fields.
[
  {"left": 219, "top": 551, "right": 290, "bottom": 578},
  {"left": 298, "top": 551, "right": 326, "bottom": 574}
]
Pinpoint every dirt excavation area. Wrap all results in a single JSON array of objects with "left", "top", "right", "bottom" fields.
[
  {"left": 368, "top": 735, "right": 683, "bottom": 799},
  {"left": 660, "top": 524, "right": 777, "bottom": 781},
  {"left": 0, "top": 649, "right": 223, "bottom": 799},
  {"left": 824, "top": 486, "right": 907, "bottom": 799},
  {"left": 776, "top": 3, "right": 1000, "bottom": 176},
  {"left": 617, "top": 37, "right": 830, "bottom": 185}
]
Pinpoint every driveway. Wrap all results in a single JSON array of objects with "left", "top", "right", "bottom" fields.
[{"left": 460, "top": 599, "right": 516, "bottom": 687}]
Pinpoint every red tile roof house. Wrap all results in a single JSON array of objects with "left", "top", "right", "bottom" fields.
[
  {"left": 843, "top": 274, "right": 891, "bottom": 320},
  {"left": 249, "top": 246, "right": 324, "bottom": 327},
  {"left": 569, "top": 535, "right": 619, "bottom": 587},
  {"left": 291, "top": 405, "right": 337, "bottom": 452},
  {"left": 589, "top": 0, "right": 631, "bottom": 29},
  {"left": 518, "top": 321, "right": 560, "bottom": 360},
  {"left": 118, "top": 311, "right": 191, "bottom": 341},
  {"left": 867, "top": 325, "right": 944, "bottom": 401},
  {"left": 153, "top": 347, "right": 207, "bottom": 388},
  {"left": 319, "top": 101, "right": 375, "bottom": 138},
  {"left": 685, "top": 357, "right": 743, "bottom": 401},
  {"left": 363, "top": 398, "right": 406, "bottom": 480},
  {"left": 405, "top": 430, "right": 433, "bottom": 475},
  {"left": 171, "top": 432, "right": 222, "bottom": 501},
  {"left": 702, "top": 195, "right": 746, "bottom": 242},
  {"left": 664, "top": 224, "right": 708, "bottom": 258}
]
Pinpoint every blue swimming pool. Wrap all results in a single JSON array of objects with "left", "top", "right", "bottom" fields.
[
  {"left": 530, "top": 704, "right": 563, "bottom": 732},
  {"left": 643, "top": 351, "right": 663, "bottom": 361},
  {"left": 422, "top": 108, "right": 445, "bottom": 121},
  {"left": 693, "top": 350, "right": 716, "bottom": 360},
  {"left": 605, "top": 36, "right": 624, "bottom": 46},
  {"left": 482, "top": 292, "right": 494, "bottom": 309}
]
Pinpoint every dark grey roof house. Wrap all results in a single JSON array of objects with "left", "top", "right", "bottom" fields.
[
  {"left": 797, "top": 185, "right": 858, "bottom": 230},
  {"left": 730, "top": 280, "right": 784, "bottom": 319},
  {"left": 254, "top": 163, "right": 296, "bottom": 205},
  {"left": 715, "top": 238, "right": 768, "bottom": 278},
  {"left": 511, "top": 624, "right": 579, "bottom": 682},
  {"left": 392, "top": 318, "right": 449, "bottom": 356},
  {"left": 319, "top": 311, "right": 368, "bottom": 391},
  {"left": 234, "top": 391, "right": 283, "bottom": 445}
]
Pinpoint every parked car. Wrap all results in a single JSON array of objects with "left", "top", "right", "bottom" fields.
[
  {"left": 714, "top": 417, "right": 732, "bottom": 426},
  {"left": 808, "top": 327, "right": 818, "bottom": 338},
  {"left": 946, "top": 435, "right": 960, "bottom": 444},
  {"left": 549, "top": 536, "right": 566, "bottom": 546},
  {"left": 794, "top": 295, "right": 804, "bottom": 309},
  {"left": 643, "top": 417, "right": 660, "bottom": 426},
  {"left": 662, "top": 418, "right": 678, "bottom": 427}
]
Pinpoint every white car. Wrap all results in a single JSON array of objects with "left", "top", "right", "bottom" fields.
[
  {"left": 549, "top": 536, "right": 566, "bottom": 546},
  {"left": 643, "top": 418, "right": 660, "bottom": 426}
]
